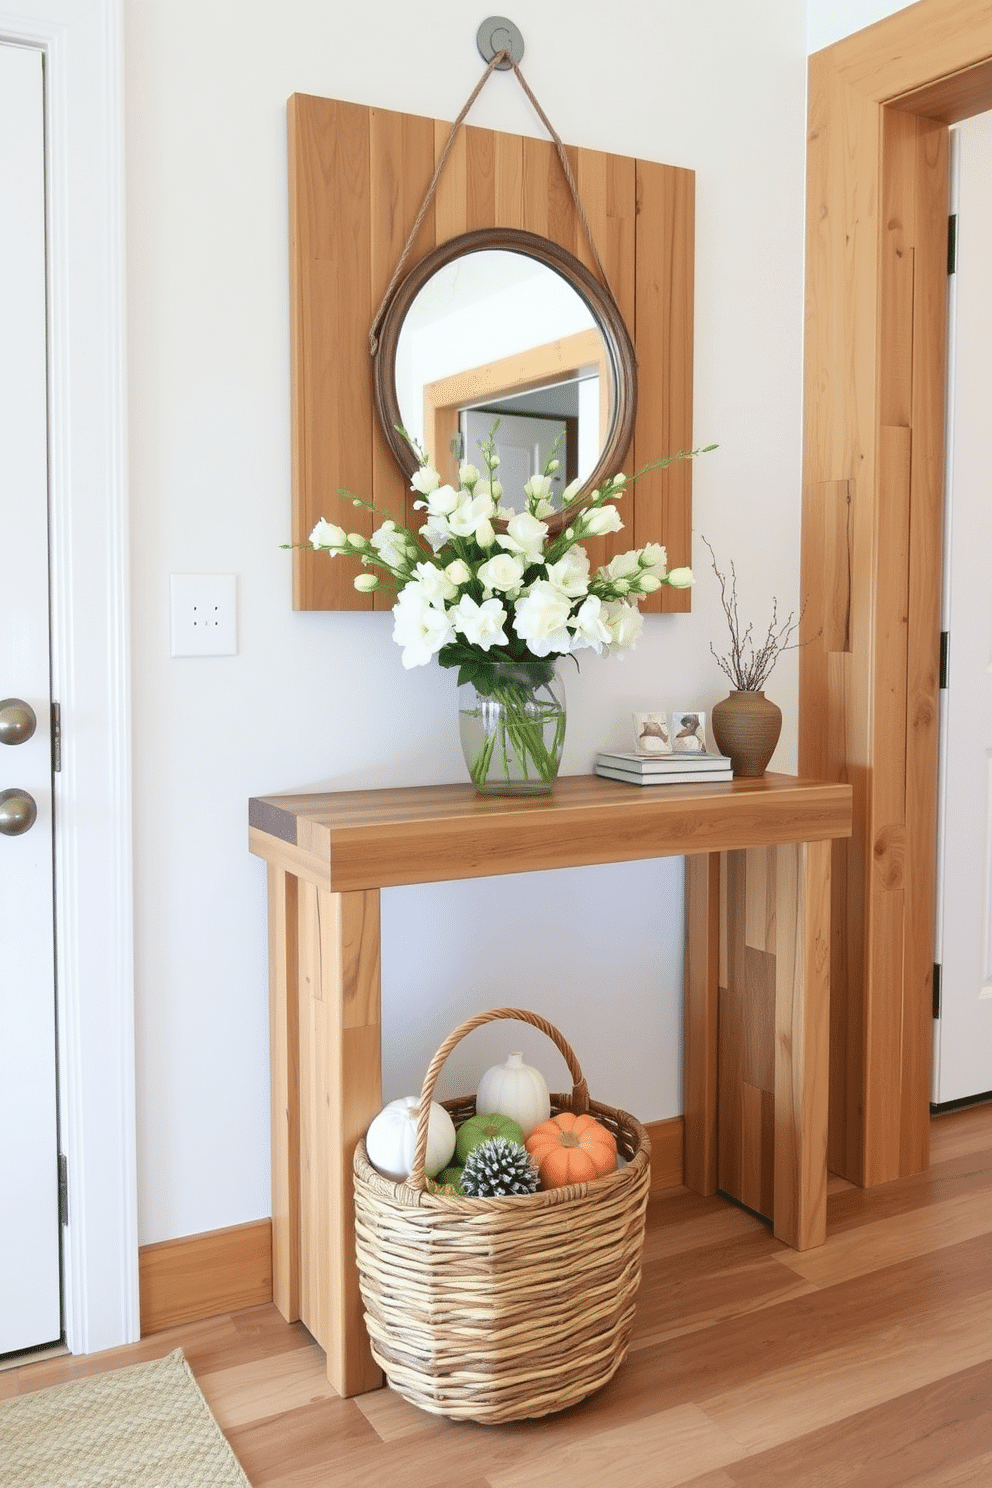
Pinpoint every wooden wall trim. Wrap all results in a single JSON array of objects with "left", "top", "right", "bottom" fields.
[
  {"left": 802, "top": 0, "right": 992, "bottom": 1187},
  {"left": 645, "top": 1116, "right": 685, "bottom": 1192},
  {"left": 288, "top": 96, "right": 694, "bottom": 613},
  {"left": 138, "top": 1126, "right": 682, "bottom": 1339},
  {"left": 139, "top": 1220, "right": 273, "bottom": 1337}
]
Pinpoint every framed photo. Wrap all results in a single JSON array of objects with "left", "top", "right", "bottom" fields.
[
  {"left": 670, "top": 711, "right": 708, "bottom": 753},
  {"left": 631, "top": 712, "right": 672, "bottom": 755}
]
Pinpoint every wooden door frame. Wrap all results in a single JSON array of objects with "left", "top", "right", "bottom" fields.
[{"left": 801, "top": 0, "right": 992, "bottom": 1187}]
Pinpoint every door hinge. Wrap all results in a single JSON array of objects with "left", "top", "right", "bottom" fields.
[
  {"left": 449, "top": 431, "right": 464, "bottom": 461},
  {"left": 939, "top": 632, "right": 949, "bottom": 690},
  {"left": 932, "top": 963, "right": 941, "bottom": 1020},
  {"left": 51, "top": 700, "right": 61, "bottom": 773},
  {"left": 58, "top": 1153, "right": 69, "bottom": 1226},
  {"left": 948, "top": 213, "right": 958, "bottom": 275}
]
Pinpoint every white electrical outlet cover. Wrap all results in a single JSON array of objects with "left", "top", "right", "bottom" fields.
[{"left": 170, "top": 573, "right": 238, "bottom": 656}]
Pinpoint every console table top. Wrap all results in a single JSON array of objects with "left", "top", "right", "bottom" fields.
[{"left": 249, "top": 772, "right": 852, "bottom": 893}]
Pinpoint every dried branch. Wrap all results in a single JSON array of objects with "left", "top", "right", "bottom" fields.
[{"left": 702, "top": 536, "right": 810, "bottom": 692}]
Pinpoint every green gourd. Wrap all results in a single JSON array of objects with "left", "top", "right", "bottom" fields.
[{"left": 455, "top": 1111, "right": 525, "bottom": 1165}]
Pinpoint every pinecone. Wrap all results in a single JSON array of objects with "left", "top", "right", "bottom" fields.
[{"left": 459, "top": 1136, "right": 540, "bottom": 1197}]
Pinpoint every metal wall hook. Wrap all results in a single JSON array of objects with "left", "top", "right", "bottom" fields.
[{"left": 476, "top": 16, "right": 524, "bottom": 70}]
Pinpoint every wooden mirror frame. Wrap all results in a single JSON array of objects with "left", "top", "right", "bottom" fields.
[{"left": 372, "top": 228, "right": 637, "bottom": 537}]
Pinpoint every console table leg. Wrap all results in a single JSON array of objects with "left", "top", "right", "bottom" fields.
[
  {"left": 684, "top": 851, "right": 721, "bottom": 1195},
  {"left": 267, "top": 864, "right": 300, "bottom": 1323},
  {"left": 299, "top": 883, "right": 384, "bottom": 1396},
  {"left": 773, "top": 839, "right": 831, "bottom": 1250}
]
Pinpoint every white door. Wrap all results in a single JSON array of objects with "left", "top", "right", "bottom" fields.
[
  {"left": 0, "top": 41, "right": 62, "bottom": 1353},
  {"left": 932, "top": 111, "right": 992, "bottom": 1105},
  {"left": 462, "top": 409, "right": 569, "bottom": 509}
]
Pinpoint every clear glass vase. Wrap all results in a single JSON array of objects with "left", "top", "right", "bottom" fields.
[{"left": 457, "top": 659, "right": 566, "bottom": 795}]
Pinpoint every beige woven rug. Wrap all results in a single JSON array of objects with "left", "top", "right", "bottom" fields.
[{"left": 0, "top": 1348, "right": 250, "bottom": 1487}]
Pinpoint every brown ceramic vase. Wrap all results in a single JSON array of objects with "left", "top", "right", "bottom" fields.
[{"left": 711, "top": 690, "right": 782, "bottom": 777}]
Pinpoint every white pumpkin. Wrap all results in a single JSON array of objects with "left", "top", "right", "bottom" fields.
[
  {"left": 365, "top": 1096, "right": 456, "bottom": 1181},
  {"left": 476, "top": 1052, "right": 551, "bottom": 1137}
]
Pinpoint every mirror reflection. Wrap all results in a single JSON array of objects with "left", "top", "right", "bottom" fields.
[
  {"left": 373, "top": 229, "right": 637, "bottom": 530},
  {"left": 394, "top": 250, "right": 610, "bottom": 507}
]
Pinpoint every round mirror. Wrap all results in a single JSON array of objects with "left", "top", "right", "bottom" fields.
[{"left": 373, "top": 228, "right": 637, "bottom": 535}]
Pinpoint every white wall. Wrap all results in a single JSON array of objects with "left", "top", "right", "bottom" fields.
[
  {"left": 125, "top": 0, "right": 809, "bottom": 1245},
  {"left": 807, "top": 0, "right": 916, "bottom": 52}
]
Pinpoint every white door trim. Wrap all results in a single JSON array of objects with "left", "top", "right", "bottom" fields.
[{"left": 0, "top": 0, "right": 136, "bottom": 1353}]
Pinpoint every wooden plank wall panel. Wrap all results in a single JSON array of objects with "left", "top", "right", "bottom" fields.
[
  {"left": 369, "top": 108, "right": 436, "bottom": 576},
  {"left": 633, "top": 159, "right": 695, "bottom": 613},
  {"left": 290, "top": 97, "right": 694, "bottom": 611},
  {"left": 289, "top": 97, "right": 374, "bottom": 611},
  {"left": 433, "top": 117, "right": 468, "bottom": 240},
  {"left": 574, "top": 146, "right": 637, "bottom": 576}
]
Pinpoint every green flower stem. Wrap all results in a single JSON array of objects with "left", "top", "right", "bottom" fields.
[{"left": 465, "top": 673, "right": 565, "bottom": 788}]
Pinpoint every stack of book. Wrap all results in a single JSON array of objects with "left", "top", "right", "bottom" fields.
[{"left": 594, "top": 750, "right": 734, "bottom": 786}]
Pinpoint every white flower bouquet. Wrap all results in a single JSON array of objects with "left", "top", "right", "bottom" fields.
[{"left": 308, "top": 426, "right": 701, "bottom": 790}]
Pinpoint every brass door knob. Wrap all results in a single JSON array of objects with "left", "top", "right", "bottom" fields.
[
  {"left": 0, "top": 788, "right": 38, "bottom": 836},
  {"left": 0, "top": 698, "right": 38, "bottom": 746}
]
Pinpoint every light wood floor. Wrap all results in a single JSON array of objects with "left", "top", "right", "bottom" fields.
[{"left": 3, "top": 1105, "right": 990, "bottom": 1487}]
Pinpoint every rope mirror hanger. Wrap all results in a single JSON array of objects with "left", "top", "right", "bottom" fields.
[{"left": 369, "top": 38, "right": 638, "bottom": 540}]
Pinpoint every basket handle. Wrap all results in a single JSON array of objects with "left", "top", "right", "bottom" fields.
[{"left": 408, "top": 1007, "right": 589, "bottom": 1190}]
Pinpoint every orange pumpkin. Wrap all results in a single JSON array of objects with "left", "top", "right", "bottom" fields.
[{"left": 525, "top": 1111, "right": 618, "bottom": 1188}]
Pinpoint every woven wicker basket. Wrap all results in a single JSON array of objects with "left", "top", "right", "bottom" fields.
[{"left": 353, "top": 1007, "right": 651, "bottom": 1423}]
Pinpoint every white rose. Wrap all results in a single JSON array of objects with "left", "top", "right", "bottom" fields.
[
  {"left": 474, "top": 517, "right": 497, "bottom": 549},
  {"left": 497, "top": 511, "right": 548, "bottom": 566},
  {"left": 370, "top": 520, "right": 410, "bottom": 570},
  {"left": 477, "top": 553, "right": 525, "bottom": 594},
  {"left": 602, "top": 600, "right": 644, "bottom": 653},
  {"left": 511, "top": 581, "right": 573, "bottom": 657},
  {"left": 458, "top": 463, "right": 480, "bottom": 489},
  {"left": 545, "top": 548, "right": 590, "bottom": 598},
  {"left": 423, "top": 484, "right": 461, "bottom": 517},
  {"left": 599, "top": 549, "right": 642, "bottom": 582},
  {"left": 410, "top": 466, "right": 441, "bottom": 496},
  {"left": 523, "top": 473, "right": 553, "bottom": 503},
  {"left": 447, "top": 492, "right": 496, "bottom": 539},
  {"left": 561, "top": 478, "right": 582, "bottom": 505},
  {"left": 666, "top": 566, "right": 694, "bottom": 588},
  {"left": 451, "top": 595, "right": 508, "bottom": 650},
  {"left": 445, "top": 558, "right": 471, "bottom": 587},
  {"left": 412, "top": 561, "right": 457, "bottom": 605},
  {"left": 419, "top": 513, "right": 452, "bottom": 552},
  {"left": 582, "top": 504, "right": 624, "bottom": 537},
  {"left": 391, "top": 585, "right": 455, "bottom": 668},
  {"left": 638, "top": 573, "right": 663, "bottom": 592},
  {"left": 353, "top": 573, "right": 380, "bottom": 592},
  {"left": 310, "top": 518, "right": 348, "bottom": 549},
  {"left": 639, "top": 542, "right": 668, "bottom": 576},
  {"left": 568, "top": 594, "right": 612, "bottom": 653}
]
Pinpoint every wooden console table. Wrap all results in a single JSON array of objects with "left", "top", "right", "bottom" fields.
[{"left": 249, "top": 772, "right": 852, "bottom": 1397}]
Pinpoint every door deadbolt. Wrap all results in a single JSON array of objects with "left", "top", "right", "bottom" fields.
[
  {"left": 0, "top": 788, "right": 38, "bottom": 836},
  {"left": 0, "top": 698, "right": 37, "bottom": 746}
]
